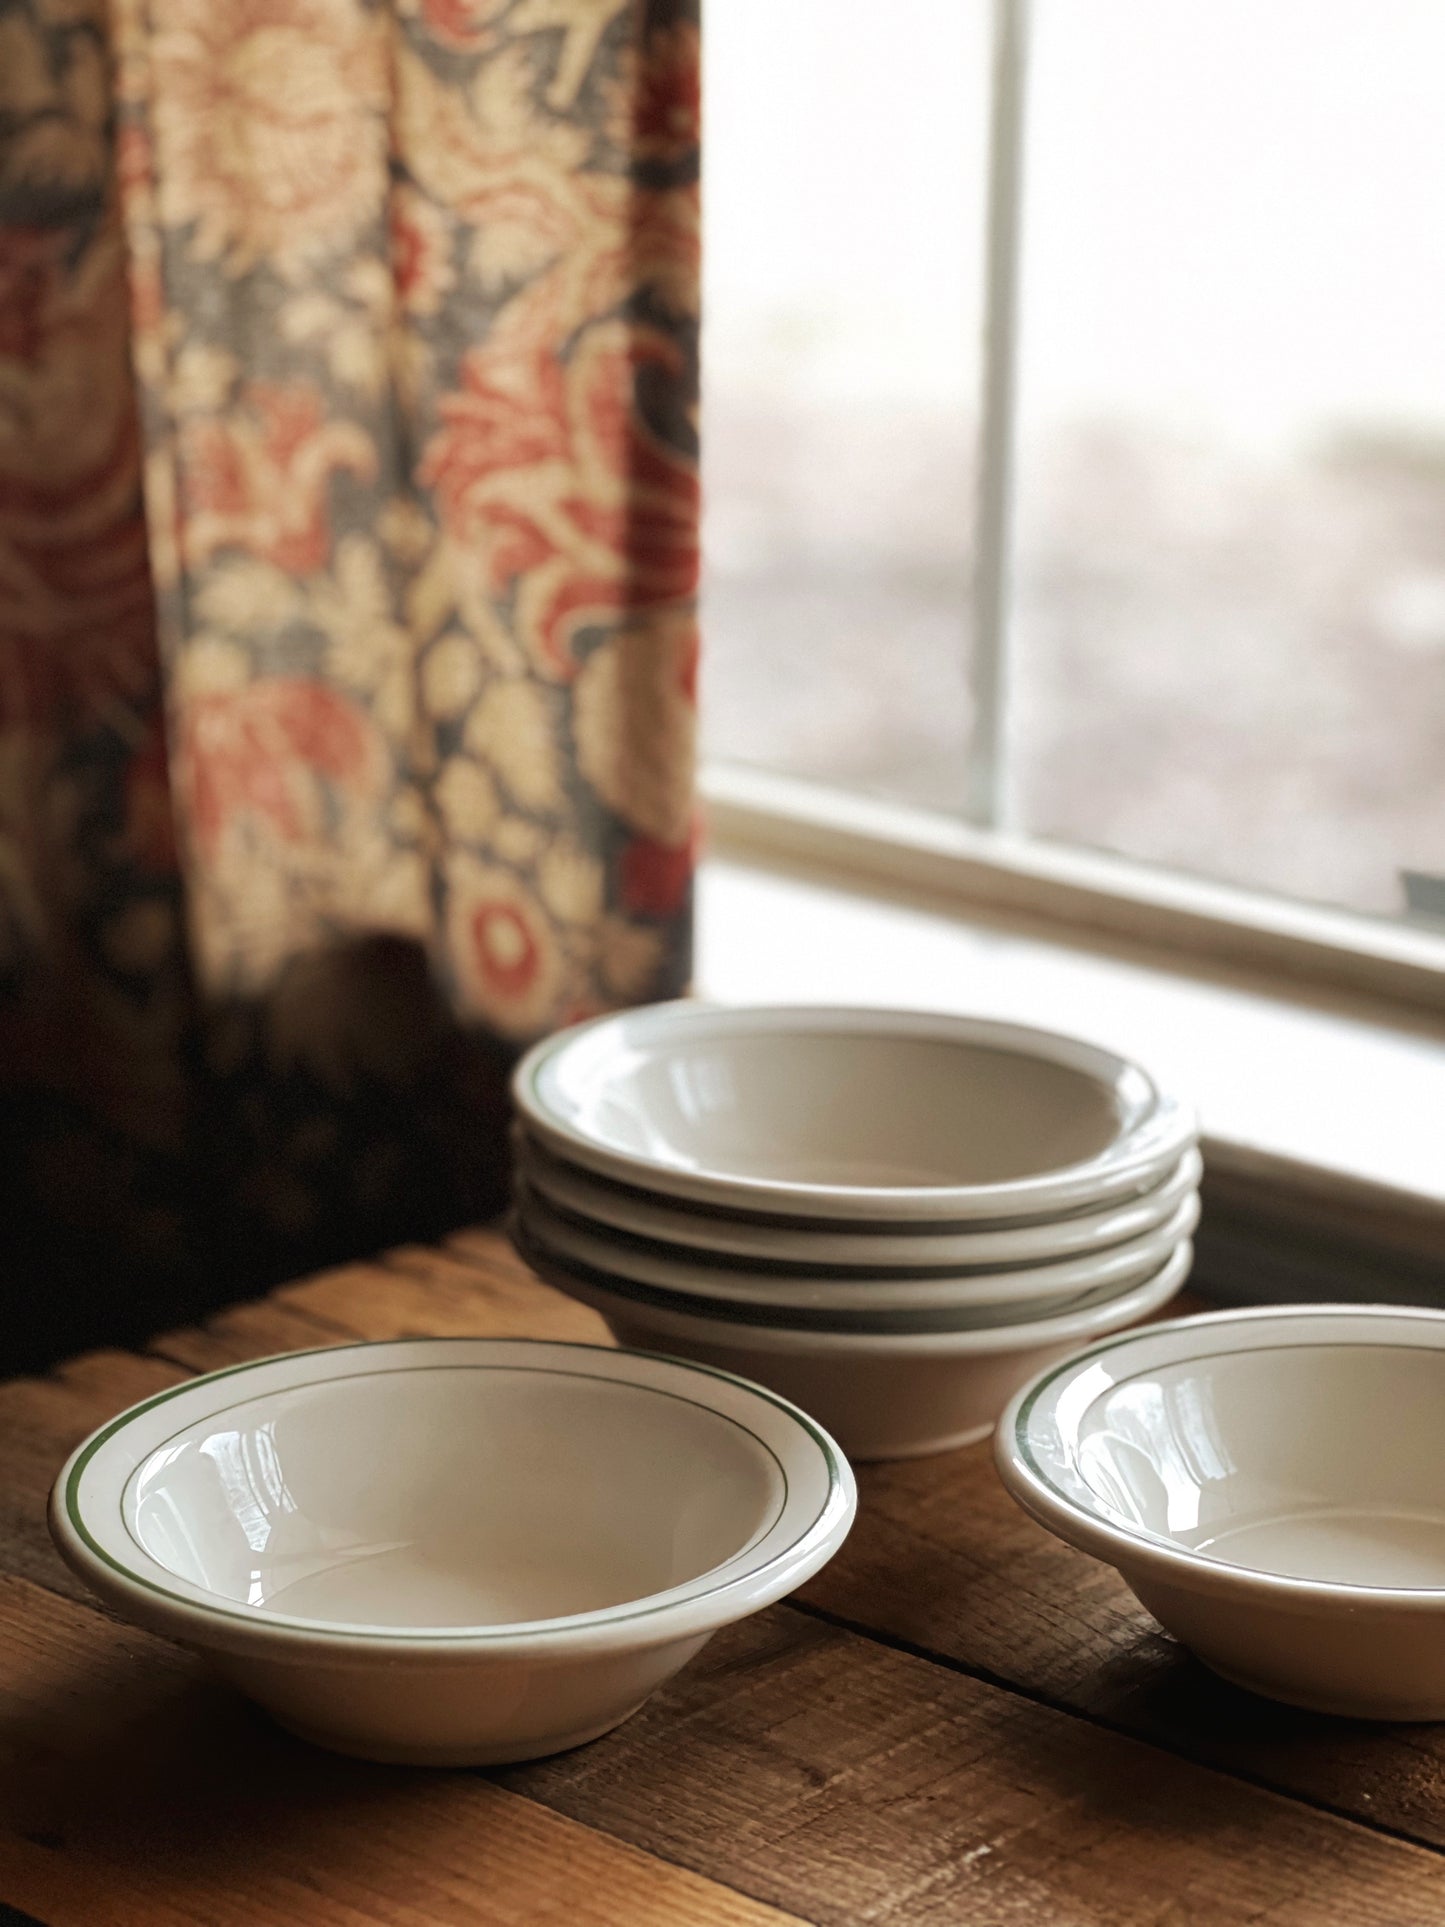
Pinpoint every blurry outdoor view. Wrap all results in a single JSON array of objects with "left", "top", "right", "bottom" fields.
[{"left": 700, "top": 0, "right": 1445, "bottom": 923}]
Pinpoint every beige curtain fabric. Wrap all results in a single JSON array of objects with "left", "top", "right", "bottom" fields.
[{"left": 0, "top": 0, "right": 700, "bottom": 1363}]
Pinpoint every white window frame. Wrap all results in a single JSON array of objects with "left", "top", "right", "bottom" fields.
[
  {"left": 703, "top": 764, "right": 1445, "bottom": 1017},
  {"left": 701, "top": 0, "right": 1445, "bottom": 1019}
]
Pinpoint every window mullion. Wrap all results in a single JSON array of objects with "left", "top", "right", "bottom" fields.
[{"left": 966, "top": 0, "right": 1032, "bottom": 832}]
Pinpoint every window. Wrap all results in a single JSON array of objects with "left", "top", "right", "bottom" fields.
[
  {"left": 701, "top": 0, "right": 1445, "bottom": 951},
  {"left": 701, "top": 0, "right": 987, "bottom": 813}
]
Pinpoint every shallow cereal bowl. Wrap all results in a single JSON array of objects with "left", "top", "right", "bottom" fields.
[
  {"left": 50, "top": 1338, "right": 855, "bottom": 1766},
  {"left": 996, "top": 1305, "right": 1445, "bottom": 1720},
  {"left": 514, "top": 1004, "right": 1195, "bottom": 1223}
]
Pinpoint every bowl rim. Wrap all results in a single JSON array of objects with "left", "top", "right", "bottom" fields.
[
  {"left": 995, "top": 1303, "right": 1445, "bottom": 1608},
  {"left": 49, "top": 1337, "right": 857, "bottom": 1661},
  {"left": 515, "top": 1180, "right": 1201, "bottom": 1310},
  {"left": 516, "top": 1132, "right": 1205, "bottom": 1266},
  {"left": 517, "top": 1228, "right": 1194, "bottom": 1354},
  {"left": 513, "top": 1004, "right": 1196, "bottom": 1222}
]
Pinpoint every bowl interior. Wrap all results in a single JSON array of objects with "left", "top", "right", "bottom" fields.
[
  {"left": 1074, "top": 1343, "right": 1445, "bottom": 1587},
  {"left": 537, "top": 1025, "right": 1139, "bottom": 1188},
  {"left": 127, "top": 1367, "right": 785, "bottom": 1628}
]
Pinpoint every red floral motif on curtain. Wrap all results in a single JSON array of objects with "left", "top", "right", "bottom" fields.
[{"left": 0, "top": 0, "right": 700, "bottom": 1365}]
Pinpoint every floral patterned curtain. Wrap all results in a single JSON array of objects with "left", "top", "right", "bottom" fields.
[{"left": 0, "top": 0, "right": 699, "bottom": 1366}]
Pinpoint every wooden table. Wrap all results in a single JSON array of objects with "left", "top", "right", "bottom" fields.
[{"left": 3, "top": 1229, "right": 1444, "bottom": 1925}]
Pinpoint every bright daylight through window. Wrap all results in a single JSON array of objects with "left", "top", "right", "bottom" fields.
[{"left": 701, "top": 0, "right": 1445, "bottom": 931}]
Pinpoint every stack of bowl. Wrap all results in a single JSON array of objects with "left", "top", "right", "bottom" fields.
[{"left": 511, "top": 1004, "right": 1200, "bottom": 1460}]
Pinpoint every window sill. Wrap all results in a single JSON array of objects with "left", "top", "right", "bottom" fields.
[{"left": 695, "top": 851, "right": 1445, "bottom": 1303}]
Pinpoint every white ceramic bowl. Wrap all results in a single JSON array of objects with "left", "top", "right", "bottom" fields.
[
  {"left": 517, "top": 1133, "right": 1204, "bottom": 1270},
  {"left": 515, "top": 1183, "right": 1200, "bottom": 1326},
  {"left": 514, "top": 1004, "right": 1195, "bottom": 1223},
  {"left": 996, "top": 1306, "right": 1445, "bottom": 1720},
  {"left": 518, "top": 1235, "right": 1193, "bottom": 1460},
  {"left": 50, "top": 1338, "right": 855, "bottom": 1765}
]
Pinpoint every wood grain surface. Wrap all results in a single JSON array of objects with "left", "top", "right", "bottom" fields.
[
  {"left": 1, "top": 1226, "right": 1442, "bottom": 1925},
  {"left": 0, "top": 1578, "right": 801, "bottom": 1927}
]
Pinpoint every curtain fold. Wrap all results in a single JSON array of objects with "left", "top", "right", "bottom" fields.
[{"left": 0, "top": 0, "right": 700, "bottom": 1365}]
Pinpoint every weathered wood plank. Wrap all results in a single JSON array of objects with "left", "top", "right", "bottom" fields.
[
  {"left": 278, "top": 1246, "right": 608, "bottom": 1345},
  {"left": 147, "top": 1294, "right": 354, "bottom": 1374},
  {"left": 0, "top": 1575, "right": 808, "bottom": 1927},
  {"left": 799, "top": 1440, "right": 1445, "bottom": 1850},
  {"left": 9, "top": 1564, "right": 1444, "bottom": 1927},
  {"left": 446, "top": 1223, "right": 536, "bottom": 1277},
  {"left": 506, "top": 1607, "right": 1445, "bottom": 1927}
]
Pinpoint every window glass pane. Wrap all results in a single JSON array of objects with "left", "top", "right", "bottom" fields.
[
  {"left": 1013, "top": 0, "right": 1445, "bottom": 922},
  {"left": 700, "top": 0, "right": 988, "bottom": 812}
]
